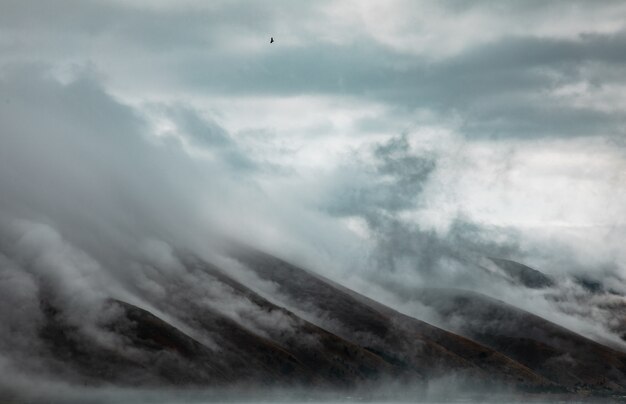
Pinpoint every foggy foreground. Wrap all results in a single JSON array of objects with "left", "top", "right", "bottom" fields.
[{"left": 4, "top": 382, "right": 623, "bottom": 404}]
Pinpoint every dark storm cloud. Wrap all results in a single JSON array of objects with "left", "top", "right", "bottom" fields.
[
  {"left": 3, "top": 0, "right": 626, "bottom": 139},
  {"left": 0, "top": 0, "right": 318, "bottom": 58},
  {"left": 181, "top": 32, "right": 626, "bottom": 93},
  {"left": 177, "top": 32, "right": 626, "bottom": 139},
  {"left": 0, "top": 0, "right": 275, "bottom": 48}
]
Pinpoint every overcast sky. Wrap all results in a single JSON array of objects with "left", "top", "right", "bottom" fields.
[{"left": 2, "top": 0, "right": 626, "bottom": 301}]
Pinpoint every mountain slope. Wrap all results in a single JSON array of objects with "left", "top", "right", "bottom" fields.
[
  {"left": 227, "top": 246, "right": 552, "bottom": 390},
  {"left": 413, "top": 288, "right": 626, "bottom": 393},
  {"left": 30, "top": 244, "right": 626, "bottom": 396},
  {"left": 40, "top": 293, "right": 395, "bottom": 389},
  {"left": 488, "top": 257, "right": 555, "bottom": 289}
]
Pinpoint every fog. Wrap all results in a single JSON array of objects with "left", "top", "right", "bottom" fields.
[{"left": 1, "top": 0, "right": 626, "bottom": 402}]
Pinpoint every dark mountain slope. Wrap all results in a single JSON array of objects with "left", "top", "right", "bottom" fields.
[
  {"left": 40, "top": 294, "right": 398, "bottom": 389},
  {"left": 484, "top": 259, "right": 626, "bottom": 346},
  {"left": 35, "top": 244, "right": 626, "bottom": 395},
  {"left": 413, "top": 288, "right": 626, "bottom": 393},
  {"left": 37, "top": 247, "right": 551, "bottom": 392},
  {"left": 39, "top": 256, "right": 401, "bottom": 390},
  {"left": 228, "top": 246, "right": 552, "bottom": 390},
  {"left": 39, "top": 298, "right": 232, "bottom": 386},
  {"left": 135, "top": 254, "right": 404, "bottom": 388}
]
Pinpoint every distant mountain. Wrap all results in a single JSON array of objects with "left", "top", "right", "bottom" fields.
[
  {"left": 413, "top": 288, "right": 626, "bottom": 394},
  {"left": 487, "top": 257, "right": 555, "bottom": 289},
  {"left": 483, "top": 258, "right": 626, "bottom": 346}
]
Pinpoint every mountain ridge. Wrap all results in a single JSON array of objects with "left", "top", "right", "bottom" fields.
[{"left": 18, "top": 245, "right": 626, "bottom": 399}]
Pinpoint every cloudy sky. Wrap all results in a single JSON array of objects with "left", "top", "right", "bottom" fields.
[{"left": 2, "top": 0, "right": 626, "bottom": 342}]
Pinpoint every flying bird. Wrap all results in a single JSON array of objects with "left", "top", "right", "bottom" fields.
[{"left": 270, "top": 37, "right": 274, "bottom": 44}]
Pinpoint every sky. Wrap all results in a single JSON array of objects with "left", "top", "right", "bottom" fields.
[{"left": 2, "top": 0, "right": 626, "bottom": 371}]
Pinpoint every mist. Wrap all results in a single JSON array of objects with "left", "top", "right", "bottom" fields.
[{"left": 2, "top": 0, "right": 626, "bottom": 402}]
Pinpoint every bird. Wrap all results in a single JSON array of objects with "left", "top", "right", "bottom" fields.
[{"left": 270, "top": 37, "right": 274, "bottom": 44}]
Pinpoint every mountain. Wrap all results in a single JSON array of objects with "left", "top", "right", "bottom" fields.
[
  {"left": 486, "top": 257, "right": 555, "bottom": 289},
  {"left": 482, "top": 258, "right": 626, "bottom": 346},
  {"left": 16, "top": 245, "right": 626, "bottom": 399},
  {"left": 39, "top": 264, "right": 395, "bottom": 389},
  {"left": 228, "top": 246, "right": 552, "bottom": 390},
  {"left": 412, "top": 288, "right": 626, "bottom": 394}
]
